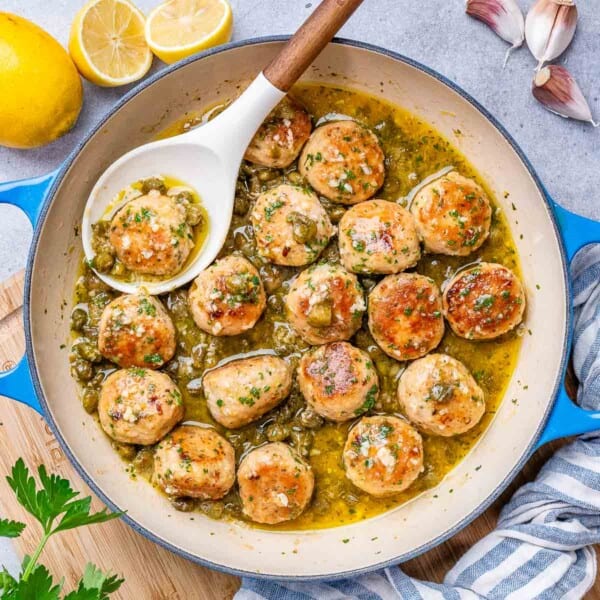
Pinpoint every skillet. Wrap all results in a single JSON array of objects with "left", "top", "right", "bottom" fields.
[{"left": 1, "top": 37, "right": 600, "bottom": 580}]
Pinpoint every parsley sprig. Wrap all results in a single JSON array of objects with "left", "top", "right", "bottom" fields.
[{"left": 0, "top": 458, "right": 124, "bottom": 599}]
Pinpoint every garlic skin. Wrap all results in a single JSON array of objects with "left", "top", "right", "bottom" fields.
[
  {"left": 465, "top": 0, "right": 525, "bottom": 66},
  {"left": 532, "top": 65, "right": 598, "bottom": 126},
  {"left": 525, "top": 0, "right": 578, "bottom": 70}
]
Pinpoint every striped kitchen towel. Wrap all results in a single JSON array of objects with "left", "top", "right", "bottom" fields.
[{"left": 237, "top": 244, "right": 600, "bottom": 600}]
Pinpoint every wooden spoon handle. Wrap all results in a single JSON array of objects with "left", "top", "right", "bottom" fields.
[{"left": 264, "top": 0, "right": 365, "bottom": 92}]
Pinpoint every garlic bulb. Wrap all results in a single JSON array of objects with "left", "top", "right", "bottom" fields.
[
  {"left": 525, "top": 0, "right": 578, "bottom": 70},
  {"left": 532, "top": 65, "right": 598, "bottom": 126},
  {"left": 465, "top": 0, "right": 525, "bottom": 66}
]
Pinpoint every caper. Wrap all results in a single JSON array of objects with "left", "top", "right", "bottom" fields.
[
  {"left": 233, "top": 230, "right": 255, "bottom": 256},
  {"left": 176, "top": 190, "right": 194, "bottom": 204},
  {"left": 198, "top": 500, "right": 224, "bottom": 520},
  {"left": 170, "top": 497, "right": 196, "bottom": 512},
  {"left": 133, "top": 447, "right": 154, "bottom": 475},
  {"left": 257, "top": 169, "right": 278, "bottom": 182},
  {"left": 286, "top": 171, "right": 303, "bottom": 185},
  {"left": 324, "top": 203, "right": 346, "bottom": 224},
  {"left": 112, "top": 441, "right": 137, "bottom": 461},
  {"left": 72, "top": 359, "right": 94, "bottom": 382},
  {"left": 265, "top": 422, "right": 291, "bottom": 442},
  {"left": 110, "top": 260, "right": 127, "bottom": 277},
  {"left": 81, "top": 388, "right": 99, "bottom": 414},
  {"left": 70, "top": 308, "right": 88, "bottom": 332},
  {"left": 141, "top": 177, "right": 166, "bottom": 194},
  {"left": 306, "top": 298, "right": 332, "bottom": 327},
  {"left": 186, "top": 204, "right": 204, "bottom": 227},
  {"left": 92, "top": 219, "right": 110, "bottom": 237},
  {"left": 298, "top": 408, "right": 324, "bottom": 429},
  {"left": 74, "top": 342, "right": 102, "bottom": 363},
  {"left": 93, "top": 252, "right": 115, "bottom": 273},
  {"left": 233, "top": 195, "right": 250, "bottom": 216},
  {"left": 267, "top": 294, "right": 284, "bottom": 314},
  {"left": 290, "top": 429, "right": 313, "bottom": 458},
  {"left": 287, "top": 212, "right": 317, "bottom": 244}
]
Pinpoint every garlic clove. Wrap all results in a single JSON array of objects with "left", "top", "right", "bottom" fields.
[
  {"left": 532, "top": 65, "right": 598, "bottom": 126},
  {"left": 525, "top": 0, "right": 578, "bottom": 70},
  {"left": 465, "top": 0, "right": 525, "bottom": 67}
]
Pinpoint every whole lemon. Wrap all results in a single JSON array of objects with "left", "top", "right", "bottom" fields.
[{"left": 0, "top": 13, "right": 83, "bottom": 149}]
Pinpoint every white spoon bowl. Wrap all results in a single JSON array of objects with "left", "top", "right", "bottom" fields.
[{"left": 81, "top": 74, "right": 284, "bottom": 295}]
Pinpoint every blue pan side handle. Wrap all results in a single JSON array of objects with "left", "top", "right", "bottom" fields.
[
  {"left": 0, "top": 170, "right": 58, "bottom": 226},
  {"left": 0, "top": 171, "right": 57, "bottom": 416},
  {"left": 0, "top": 356, "right": 42, "bottom": 414},
  {"left": 535, "top": 387, "right": 600, "bottom": 449},
  {"left": 552, "top": 201, "right": 600, "bottom": 262},
  {"left": 536, "top": 199, "right": 600, "bottom": 448}
]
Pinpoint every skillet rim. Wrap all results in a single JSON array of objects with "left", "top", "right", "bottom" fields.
[{"left": 23, "top": 35, "right": 571, "bottom": 581}]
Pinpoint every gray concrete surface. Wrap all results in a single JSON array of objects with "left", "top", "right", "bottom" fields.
[{"left": 0, "top": 0, "right": 599, "bottom": 282}]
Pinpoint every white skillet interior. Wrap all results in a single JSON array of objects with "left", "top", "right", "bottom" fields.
[{"left": 28, "top": 40, "right": 567, "bottom": 578}]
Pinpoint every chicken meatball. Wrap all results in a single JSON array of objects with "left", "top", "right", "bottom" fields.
[
  {"left": 368, "top": 273, "right": 444, "bottom": 361},
  {"left": 297, "top": 342, "right": 379, "bottom": 422},
  {"left": 285, "top": 263, "right": 366, "bottom": 345},
  {"left": 204, "top": 355, "right": 293, "bottom": 428},
  {"left": 250, "top": 184, "right": 334, "bottom": 266},
  {"left": 397, "top": 354, "right": 485, "bottom": 436},
  {"left": 98, "top": 368, "right": 183, "bottom": 445},
  {"left": 244, "top": 96, "right": 312, "bottom": 168},
  {"left": 237, "top": 442, "right": 314, "bottom": 524},
  {"left": 188, "top": 255, "right": 266, "bottom": 336},
  {"left": 153, "top": 425, "right": 235, "bottom": 499},
  {"left": 343, "top": 415, "right": 424, "bottom": 497},
  {"left": 443, "top": 262, "right": 526, "bottom": 340},
  {"left": 98, "top": 294, "right": 176, "bottom": 369},
  {"left": 299, "top": 120, "right": 385, "bottom": 204},
  {"left": 338, "top": 200, "right": 421, "bottom": 274},
  {"left": 410, "top": 171, "right": 492, "bottom": 256},
  {"left": 109, "top": 190, "right": 193, "bottom": 276}
]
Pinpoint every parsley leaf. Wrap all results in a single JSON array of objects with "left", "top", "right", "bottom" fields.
[{"left": 0, "top": 518, "right": 26, "bottom": 538}]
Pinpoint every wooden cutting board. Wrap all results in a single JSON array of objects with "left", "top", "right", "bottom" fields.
[{"left": 0, "top": 270, "right": 598, "bottom": 599}]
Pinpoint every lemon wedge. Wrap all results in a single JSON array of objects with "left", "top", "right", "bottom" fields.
[
  {"left": 145, "top": 0, "right": 233, "bottom": 64},
  {"left": 69, "top": 0, "right": 153, "bottom": 87}
]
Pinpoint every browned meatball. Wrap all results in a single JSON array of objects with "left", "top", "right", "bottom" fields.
[
  {"left": 188, "top": 255, "right": 266, "bottom": 336},
  {"left": 338, "top": 199, "right": 421, "bottom": 274},
  {"left": 98, "top": 368, "right": 183, "bottom": 445},
  {"left": 250, "top": 184, "right": 334, "bottom": 266},
  {"left": 109, "top": 191, "right": 193, "bottom": 276},
  {"left": 153, "top": 425, "right": 235, "bottom": 499},
  {"left": 203, "top": 355, "right": 293, "bottom": 428},
  {"left": 299, "top": 121, "right": 385, "bottom": 204},
  {"left": 297, "top": 342, "right": 379, "bottom": 422},
  {"left": 410, "top": 171, "right": 492, "bottom": 256},
  {"left": 443, "top": 262, "right": 526, "bottom": 340},
  {"left": 244, "top": 96, "right": 312, "bottom": 168},
  {"left": 368, "top": 273, "right": 444, "bottom": 361},
  {"left": 343, "top": 415, "right": 424, "bottom": 497},
  {"left": 285, "top": 263, "right": 366, "bottom": 345},
  {"left": 98, "top": 294, "right": 176, "bottom": 369},
  {"left": 237, "top": 442, "right": 314, "bottom": 524},
  {"left": 397, "top": 354, "right": 485, "bottom": 436}
]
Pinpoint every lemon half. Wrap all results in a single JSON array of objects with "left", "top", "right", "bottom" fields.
[
  {"left": 69, "top": 0, "right": 153, "bottom": 87},
  {"left": 145, "top": 0, "right": 233, "bottom": 65}
]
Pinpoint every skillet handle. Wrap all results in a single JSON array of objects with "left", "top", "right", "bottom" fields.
[
  {"left": 0, "top": 170, "right": 57, "bottom": 226},
  {"left": 535, "top": 200, "right": 600, "bottom": 448},
  {"left": 0, "top": 357, "right": 42, "bottom": 415},
  {"left": 0, "top": 172, "right": 57, "bottom": 415}
]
